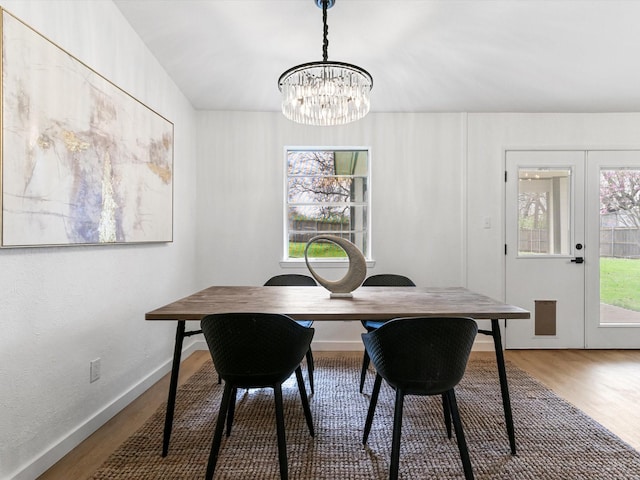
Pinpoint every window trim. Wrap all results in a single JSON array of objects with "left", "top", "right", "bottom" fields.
[{"left": 282, "top": 145, "right": 373, "bottom": 264}]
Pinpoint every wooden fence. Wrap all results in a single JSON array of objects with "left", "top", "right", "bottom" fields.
[
  {"left": 289, "top": 219, "right": 350, "bottom": 243},
  {"left": 519, "top": 227, "right": 640, "bottom": 258},
  {"left": 600, "top": 227, "right": 640, "bottom": 258}
]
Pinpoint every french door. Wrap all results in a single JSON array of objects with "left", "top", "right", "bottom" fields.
[
  {"left": 505, "top": 151, "right": 585, "bottom": 348},
  {"left": 505, "top": 149, "right": 640, "bottom": 349}
]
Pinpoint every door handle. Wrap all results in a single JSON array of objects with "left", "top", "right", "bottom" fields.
[{"left": 571, "top": 257, "right": 584, "bottom": 264}]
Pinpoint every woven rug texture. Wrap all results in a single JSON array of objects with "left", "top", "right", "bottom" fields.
[{"left": 91, "top": 356, "right": 640, "bottom": 479}]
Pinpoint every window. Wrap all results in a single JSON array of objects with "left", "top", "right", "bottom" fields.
[
  {"left": 517, "top": 168, "right": 571, "bottom": 255},
  {"left": 285, "top": 147, "right": 370, "bottom": 260}
]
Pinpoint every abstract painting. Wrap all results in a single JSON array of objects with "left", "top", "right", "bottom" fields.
[{"left": 1, "top": 9, "right": 173, "bottom": 247}]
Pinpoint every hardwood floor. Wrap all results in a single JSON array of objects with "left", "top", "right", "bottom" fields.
[
  {"left": 37, "top": 349, "right": 640, "bottom": 480},
  {"left": 504, "top": 349, "right": 640, "bottom": 452}
]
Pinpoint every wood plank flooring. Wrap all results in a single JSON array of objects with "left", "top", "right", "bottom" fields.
[
  {"left": 37, "top": 349, "right": 640, "bottom": 480},
  {"left": 505, "top": 349, "right": 640, "bottom": 452}
]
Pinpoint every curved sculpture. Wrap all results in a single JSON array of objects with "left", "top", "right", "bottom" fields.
[{"left": 304, "top": 235, "right": 367, "bottom": 298}]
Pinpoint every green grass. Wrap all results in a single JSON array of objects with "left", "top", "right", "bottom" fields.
[
  {"left": 289, "top": 241, "right": 347, "bottom": 258},
  {"left": 600, "top": 257, "right": 640, "bottom": 311}
]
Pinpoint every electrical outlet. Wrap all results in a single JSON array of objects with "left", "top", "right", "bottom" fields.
[{"left": 90, "top": 358, "right": 101, "bottom": 383}]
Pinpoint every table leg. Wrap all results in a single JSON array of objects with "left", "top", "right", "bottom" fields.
[
  {"left": 491, "top": 318, "right": 517, "bottom": 455},
  {"left": 162, "top": 320, "right": 186, "bottom": 457}
]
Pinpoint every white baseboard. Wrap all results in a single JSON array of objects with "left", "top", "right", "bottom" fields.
[
  {"left": 190, "top": 338, "right": 495, "bottom": 352},
  {"left": 10, "top": 341, "right": 203, "bottom": 480},
  {"left": 187, "top": 340, "right": 367, "bottom": 352},
  {"left": 470, "top": 338, "right": 498, "bottom": 351}
]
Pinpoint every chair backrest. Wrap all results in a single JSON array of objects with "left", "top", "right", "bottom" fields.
[
  {"left": 362, "top": 274, "right": 416, "bottom": 287},
  {"left": 362, "top": 317, "right": 477, "bottom": 394},
  {"left": 201, "top": 313, "right": 314, "bottom": 386},
  {"left": 264, "top": 274, "right": 317, "bottom": 287}
]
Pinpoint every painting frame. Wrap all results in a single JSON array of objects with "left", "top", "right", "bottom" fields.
[{"left": 0, "top": 9, "right": 174, "bottom": 248}]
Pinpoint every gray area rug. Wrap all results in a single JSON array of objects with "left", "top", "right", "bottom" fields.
[{"left": 91, "top": 357, "right": 640, "bottom": 479}]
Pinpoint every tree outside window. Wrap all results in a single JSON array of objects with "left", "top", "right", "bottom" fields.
[{"left": 600, "top": 169, "right": 640, "bottom": 231}]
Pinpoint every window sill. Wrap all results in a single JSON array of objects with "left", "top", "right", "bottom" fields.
[{"left": 280, "top": 258, "right": 376, "bottom": 269}]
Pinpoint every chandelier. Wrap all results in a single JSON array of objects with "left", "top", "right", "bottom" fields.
[{"left": 278, "top": 0, "right": 373, "bottom": 126}]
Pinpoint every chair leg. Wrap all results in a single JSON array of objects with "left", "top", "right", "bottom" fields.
[
  {"left": 306, "top": 348, "right": 315, "bottom": 394},
  {"left": 389, "top": 389, "right": 405, "bottom": 480},
  {"left": 442, "top": 393, "right": 452, "bottom": 439},
  {"left": 205, "top": 382, "right": 233, "bottom": 480},
  {"left": 359, "top": 350, "right": 371, "bottom": 393},
  {"left": 363, "top": 373, "right": 383, "bottom": 444},
  {"left": 274, "top": 384, "right": 289, "bottom": 480},
  {"left": 295, "top": 366, "right": 314, "bottom": 436},
  {"left": 225, "top": 387, "right": 238, "bottom": 437},
  {"left": 446, "top": 389, "right": 474, "bottom": 480}
]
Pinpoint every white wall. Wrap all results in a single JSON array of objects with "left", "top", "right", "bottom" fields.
[
  {"left": 195, "top": 111, "right": 467, "bottom": 349},
  {"left": 0, "top": 2, "right": 198, "bottom": 479},
  {"left": 466, "top": 112, "right": 640, "bottom": 301},
  {"left": 196, "top": 111, "right": 640, "bottom": 352}
]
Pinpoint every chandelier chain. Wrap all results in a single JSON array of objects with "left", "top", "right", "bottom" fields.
[{"left": 322, "top": 0, "right": 329, "bottom": 62}]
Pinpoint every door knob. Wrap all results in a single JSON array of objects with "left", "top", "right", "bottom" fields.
[{"left": 571, "top": 257, "right": 584, "bottom": 264}]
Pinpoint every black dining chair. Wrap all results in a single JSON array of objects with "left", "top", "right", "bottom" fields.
[
  {"left": 359, "top": 274, "right": 416, "bottom": 393},
  {"left": 360, "top": 275, "right": 456, "bottom": 441},
  {"left": 201, "top": 313, "right": 315, "bottom": 480},
  {"left": 264, "top": 274, "right": 317, "bottom": 393},
  {"left": 361, "top": 316, "right": 478, "bottom": 480}
]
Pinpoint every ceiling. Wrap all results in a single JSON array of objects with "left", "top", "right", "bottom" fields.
[{"left": 114, "top": 0, "right": 640, "bottom": 113}]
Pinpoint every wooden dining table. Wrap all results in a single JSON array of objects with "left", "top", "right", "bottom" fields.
[{"left": 145, "top": 285, "right": 530, "bottom": 457}]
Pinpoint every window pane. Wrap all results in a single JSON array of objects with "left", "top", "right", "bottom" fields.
[
  {"left": 599, "top": 168, "right": 640, "bottom": 324},
  {"left": 334, "top": 150, "right": 368, "bottom": 175},
  {"left": 288, "top": 177, "right": 368, "bottom": 204},
  {"left": 288, "top": 233, "right": 348, "bottom": 258},
  {"left": 517, "top": 168, "right": 571, "bottom": 255},
  {"left": 288, "top": 150, "right": 368, "bottom": 176}
]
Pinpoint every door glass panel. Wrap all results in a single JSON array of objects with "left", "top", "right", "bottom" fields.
[
  {"left": 517, "top": 168, "right": 572, "bottom": 256},
  {"left": 599, "top": 168, "right": 640, "bottom": 324}
]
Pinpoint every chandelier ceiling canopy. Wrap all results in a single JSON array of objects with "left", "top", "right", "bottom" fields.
[{"left": 278, "top": 0, "right": 373, "bottom": 126}]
